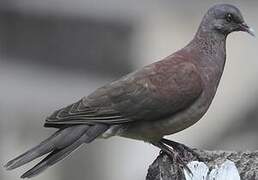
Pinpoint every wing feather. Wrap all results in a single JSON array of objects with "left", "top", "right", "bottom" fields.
[{"left": 45, "top": 60, "right": 203, "bottom": 127}]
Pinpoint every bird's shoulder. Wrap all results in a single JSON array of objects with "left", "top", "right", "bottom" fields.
[
  {"left": 45, "top": 53, "right": 203, "bottom": 126},
  {"left": 145, "top": 54, "right": 203, "bottom": 98},
  {"left": 90, "top": 54, "right": 204, "bottom": 120}
]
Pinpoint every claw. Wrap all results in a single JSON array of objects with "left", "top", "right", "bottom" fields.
[
  {"left": 166, "top": 148, "right": 193, "bottom": 176},
  {"left": 161, "top": 138, "right": 204, "bottom": 162},
  {"left": 152, "top": 141, "right": 193, "bottom": 176}
]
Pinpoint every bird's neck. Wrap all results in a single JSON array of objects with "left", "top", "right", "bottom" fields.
[
  {"left": 194, "top": 26, "right": 226, "bottom": 54},
  {"left": 184, "top": 28, "right": 227, "bottom": 91},
  {"left": 187, "top": 27, "right": 227, "bottom": 70}
]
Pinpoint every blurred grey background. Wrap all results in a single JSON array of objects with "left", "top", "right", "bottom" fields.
[{"left": 1, "top": 0, "right": 258, "bottom": 180}]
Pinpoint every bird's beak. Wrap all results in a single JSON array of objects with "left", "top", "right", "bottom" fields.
[{"left": 239, "top": 22, "right": 255, "bottom": 37}]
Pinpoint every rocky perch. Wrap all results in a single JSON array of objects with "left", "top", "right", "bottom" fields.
[{"left": 146, "top": 147, "right": 258, "bottom": 180}]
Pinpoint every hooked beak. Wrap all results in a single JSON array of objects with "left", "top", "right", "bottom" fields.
[{"left": 239, "top": 22, "right": 255, "bottom": 37}]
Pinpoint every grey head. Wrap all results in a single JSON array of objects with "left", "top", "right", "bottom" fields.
[{"left": 199, "top": 4, "right": 255, "bottom": 37}]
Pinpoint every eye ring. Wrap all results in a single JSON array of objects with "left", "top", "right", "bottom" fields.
[{"left": 225, "top": 13, "right": 233, "bottom": 22}]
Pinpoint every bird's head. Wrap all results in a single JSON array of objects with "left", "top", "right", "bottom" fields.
[{"left": 201, "top": 4, "right": 255, "bottom": 37}]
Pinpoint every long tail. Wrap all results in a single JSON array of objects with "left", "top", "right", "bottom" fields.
[{"left": 4, "top": 124, "right": 108, "bottom": 178}]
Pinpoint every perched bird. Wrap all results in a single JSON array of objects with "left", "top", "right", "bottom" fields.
[{"left": 5, "top": 4, "right": 254, "bottom": 179}]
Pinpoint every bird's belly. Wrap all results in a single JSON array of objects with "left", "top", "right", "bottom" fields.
[{"left": 117, "top": 93, "right": 212, "bottom": 142}]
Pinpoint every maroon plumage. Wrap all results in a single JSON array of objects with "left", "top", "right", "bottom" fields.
[{"left": 5, "top": 4, "right": 254, "bottom": 178}]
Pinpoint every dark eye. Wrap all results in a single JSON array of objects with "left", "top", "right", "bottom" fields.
[{"left": 225, "top": 13, "right": 233, "bottom": 22}]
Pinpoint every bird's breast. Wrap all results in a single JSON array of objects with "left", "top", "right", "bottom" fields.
[
  {"left": 116, "top": 89, "right": 214, "bottom": 141},
  {"left": 117, "top": 65, "right": 223, "bottom": 142}
]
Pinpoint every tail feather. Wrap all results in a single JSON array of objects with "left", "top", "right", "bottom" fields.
[
  {"left": 5, "top": 124, "right": 109, "bottom": 178},
  {"left": 20, "top": 124, "right": 109, "bottom": 179},
  {"left": 21, "top": 137, "right": 84, "bottom": 178},
  {"left": 4, "top": 125, "right": 89, "bottom": 170}
]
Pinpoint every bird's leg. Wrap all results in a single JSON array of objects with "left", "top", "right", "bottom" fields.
[
  {"left": 151, "top": 141, "right": 192, "bottom": 175},
  {"left": 161, "top": 138, "right": 204, "bottom": 162}
]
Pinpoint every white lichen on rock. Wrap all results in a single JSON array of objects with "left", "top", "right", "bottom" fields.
[{"left": 184, "top": 160, "right": 240, "bottom": 180}]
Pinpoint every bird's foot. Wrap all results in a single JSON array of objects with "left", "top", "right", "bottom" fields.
[
  {"left": 152, "top": 141, "right": 192, "bottom": 176},
  {"left": 161, "top": 138, "right": 205, "bottom": 162}
]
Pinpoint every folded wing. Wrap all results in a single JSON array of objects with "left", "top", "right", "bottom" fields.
[{"left": 45, "top": 60, "right": 203, "bottom": 127}]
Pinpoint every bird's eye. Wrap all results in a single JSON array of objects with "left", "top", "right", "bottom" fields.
[{"left": 225, "top": 13, "right": 233, "bottom": 22}]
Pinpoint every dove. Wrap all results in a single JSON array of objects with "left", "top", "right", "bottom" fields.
[{"left": 4, "top": 4, "right": 254, "bottom": 178}]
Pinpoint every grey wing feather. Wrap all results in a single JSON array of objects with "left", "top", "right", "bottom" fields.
[
  {"left": 45, "top": 62, "right": 203, "bottom": 127},
  {"left": 45, "top": 98, "right": 129, "bottom": 125}
]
